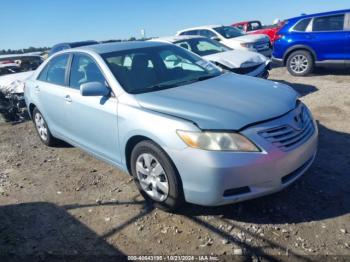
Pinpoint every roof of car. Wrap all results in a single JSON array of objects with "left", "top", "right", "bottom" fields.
[
  {"left": 287, "top": 8, "right": 350, "bottom": 21},
  {"left": 153, "top": 35, "right": 206, "bottom": 43},
  {"left": 73, "top": 41, "right": 169, "bottom": 54},
  {"left": 52, "top": 40, "right": 99, "bottom": 47},
  {"left": 177, "top": 25, "right": 223, "bottom": 33}
]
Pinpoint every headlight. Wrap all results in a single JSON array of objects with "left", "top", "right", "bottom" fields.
[
  {"left": 177, "top": 130, "right": 260, "bottom": 152},
  {"left": 240, "top": 43, "right": 255, "bottom": 49}
]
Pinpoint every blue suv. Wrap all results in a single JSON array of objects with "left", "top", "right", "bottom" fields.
[{"left": 273, "top": 9, "right": 350, "bottom": 76}]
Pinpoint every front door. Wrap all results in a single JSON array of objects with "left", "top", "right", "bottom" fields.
[{"left": 64, "top": 53, "right": 120, "bottom": 164}]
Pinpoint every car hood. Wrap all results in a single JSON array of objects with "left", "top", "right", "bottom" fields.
[
  {"left": 230, "top": 34, "right": 269, "bottom": 43},
  {"left": 0, "top": 71, "right": 33, "bottom": 94},
  {"left": 203, "top": 50, "right": 268, "bottom": 69},
  {"left": 135, "top": 73, "right": 298, "bottom": 130}
]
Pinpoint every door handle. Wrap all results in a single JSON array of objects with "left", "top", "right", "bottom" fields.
[{"left": 64, "top": 95, "right": 72, "bottom": 103}]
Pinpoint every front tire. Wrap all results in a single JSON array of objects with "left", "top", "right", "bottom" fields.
[
  {"left": 286, "top": 50, "right": 314, "bottom": 76},
  {"left": 130, "top": 140, "right": 184, "bottom": 211},
  {"left": 32, "top": 108, "right": 58, "bottom": 146}
]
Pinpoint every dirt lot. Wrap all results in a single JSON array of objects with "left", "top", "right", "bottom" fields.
[{"left": 0, "top": 66, "right": 350, "bottom": 260}]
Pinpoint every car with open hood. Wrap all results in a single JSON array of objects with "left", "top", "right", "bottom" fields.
[
  {"left": 24, "top": 41, "right": 318, "bottom": 211},
  {"left": 153, "top": 35, "right": 270, "bottom": 78}
]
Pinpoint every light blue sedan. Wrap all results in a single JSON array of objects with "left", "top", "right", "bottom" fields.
[{"left": 24, "top": 41, "right": 318, "bottom": 211}]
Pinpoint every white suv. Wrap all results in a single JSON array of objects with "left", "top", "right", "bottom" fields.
[{"left": 177, "top": 25, "right": 272, "bottom": 57}]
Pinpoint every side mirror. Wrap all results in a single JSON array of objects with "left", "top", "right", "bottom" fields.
[
  {"left": 210, "top": 36, "right": 221, "bottom": 42},
  {"left": 80, "top": 82, "right": 110, "bottom": 97}
]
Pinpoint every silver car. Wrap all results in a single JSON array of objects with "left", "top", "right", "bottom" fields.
[
  {"left": 25, "top": 41, "right": 318, "bottom": 211},
  {"left": 152, "top": 35, "right": 271, "bottom": 78}
]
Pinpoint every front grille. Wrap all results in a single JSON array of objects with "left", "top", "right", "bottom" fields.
[
  {"left": 259, "top": 107, "right": 315, "bottom": 151},
  {"left": 230, "top": 63, "right": 262, "bottom": 74}
]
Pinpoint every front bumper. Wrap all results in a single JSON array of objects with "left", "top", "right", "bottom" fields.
[
  {"left": 272, "top": 56, "right": 284, "bottom": 65},
  {"left": 167, "top": 108, "right": 318, "bottom": 206},
  {"left": 248, "top": 60, "right": 271, "bottom": 79}
]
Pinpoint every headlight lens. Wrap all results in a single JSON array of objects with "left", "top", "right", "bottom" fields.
[{"left": 177, "top": 130, "right": 260, "bottom": 152}]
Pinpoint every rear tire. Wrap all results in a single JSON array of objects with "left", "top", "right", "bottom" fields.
[
  {"left": 286, "top": 50, "right": 314, "bottom": 76},
  {"left": 32, "top": 108, "right": 59, "bottom": 146},
  {"left": 130, "top": 140, "right": 184, "bottom": 212}
]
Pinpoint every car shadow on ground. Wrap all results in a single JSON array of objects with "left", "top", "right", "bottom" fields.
[
  {"left": 180, "top": 123, "right": 350, "bottom": 226},
  {"left": 312, "top": 65, "right": 350, "bottom": 76},
  {"left": 0, "top": 202, "right": 129, "bottom": 261},
  {"left": 270, "top": 79, "right": 318, "bottom": 97},
  {"left": 271, "top": 62, "right": 350, "bottom": 76}
]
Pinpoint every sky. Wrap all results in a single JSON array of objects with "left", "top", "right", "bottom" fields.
[{"left": 1, "top": 0, "right": 349, "bottom": 50}]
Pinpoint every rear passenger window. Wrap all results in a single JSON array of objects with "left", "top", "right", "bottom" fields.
[
  {"left": 312, "top": 14, "right": 344, "bottom": 31},
  {"left": 69, "top": 54, "right": 106, "bottom": 90},
  {"left": 293, "top": 18, "right": 311, "bottom": 32},
  {"left": 38, "top": 54, "right": 69, "bottom": 86},
  {"left": 198, "top": 30, "right": 216, "bottom": 38}
]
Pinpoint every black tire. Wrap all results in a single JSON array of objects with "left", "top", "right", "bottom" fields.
[
  {"left": 32, "top": 107, "right": 59, "bottom": 146},
  {"left": 130, "top": 140, "right": 184, "bottom": 212},
  {"left": 286, "top": 50, "right": 314, "bottom": 76}
]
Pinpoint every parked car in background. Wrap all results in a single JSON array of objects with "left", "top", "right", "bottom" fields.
[
  {"left": 0, "top": 69, "right": 33, "bottom": 122},
  {"left": 176, "top": 25, "right": 272, "bottom": 57},
  {"left": 232, "top": 20, "right": 285, "bottom": 43},
  {"left": 153, "top": 35, "right": 270, "bottom": 78},
  {"left": 0, "top": 63, "right": 23, "bottom": 76},
  {"left": 48, "top": 40, "right": 99, "bottom": 56},
  {"left": 273, "top": 9, "right": 350, "bottom": 76},
  {"left": 0, "top": 54, "right": 42, "bottom": 121},
  {"left": 0, "top": 54, "right": 44, "bottom": 71},
  {"left": 25, "top": 41, "right": 317, "bottom": 211}
]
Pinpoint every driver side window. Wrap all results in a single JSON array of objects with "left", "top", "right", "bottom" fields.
[{"left": 69, "top": 54, "right": 106, "bottom": 90}]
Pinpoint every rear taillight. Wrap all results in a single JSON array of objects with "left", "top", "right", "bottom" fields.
[{"left": 275, "top": 34, "right": 284, "bottom": 41}]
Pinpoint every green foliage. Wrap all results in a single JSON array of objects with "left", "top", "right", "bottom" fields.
[{"left": 0, "top": 46, "right": 50, "bottom": 55}]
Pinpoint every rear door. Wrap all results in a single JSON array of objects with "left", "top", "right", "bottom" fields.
[
  {"left": 64, "top": 53, "right": 120, "bottom": 164},
  {"left": 35, "top": 54, "right": 70, "bottom": 136},
  {"left": 307, "top": 13, "right": 346, "bottom": 60}
]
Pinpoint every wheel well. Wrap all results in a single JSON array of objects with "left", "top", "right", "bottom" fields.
[
  {"left": 283, "top": 48, "right": 315, "bottom": 65},
  {"left": 125, "top": 135, "right": 151, "bottom": 175},
  {"left": 29, "top": 103, "right": 36, "bottom": 118}
]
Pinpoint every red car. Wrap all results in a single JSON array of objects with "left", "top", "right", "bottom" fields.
[{"left": 232, "top": 20, "right": 284, "bottom": 44}]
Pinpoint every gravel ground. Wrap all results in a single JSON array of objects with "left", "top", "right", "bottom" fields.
[{"left": 0, "top": 66, "right": 349, "bottom": 260}]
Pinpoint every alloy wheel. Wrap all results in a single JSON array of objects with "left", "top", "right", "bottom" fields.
[
  {"left": 34, "top": 112, "right": 48, "bottom": 141},
  {"left": 290, "top": 55, "right": 309, "bottom": 74}
]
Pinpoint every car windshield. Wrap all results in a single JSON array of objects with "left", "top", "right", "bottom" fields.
[
  {"left": 174, "top": 38, "right": 231, "bottom": 56},
  {"left": 213, "top": 26, "right": 245, "bottom": 39},
  {"left": 102, "top": 45, "right": 221, "bottom": 94}
]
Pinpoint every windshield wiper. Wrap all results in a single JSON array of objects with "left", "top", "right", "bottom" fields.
[
  {"left": 195, "top": 74, "right": 218, "bottom": 81},
  {"left": 136, "top": 74, "right": 220, "bottom": 94}
]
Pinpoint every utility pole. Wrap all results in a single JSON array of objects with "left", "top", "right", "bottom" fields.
[{"left": 141, "top": 29, "right": 146, "bottom": 40}]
